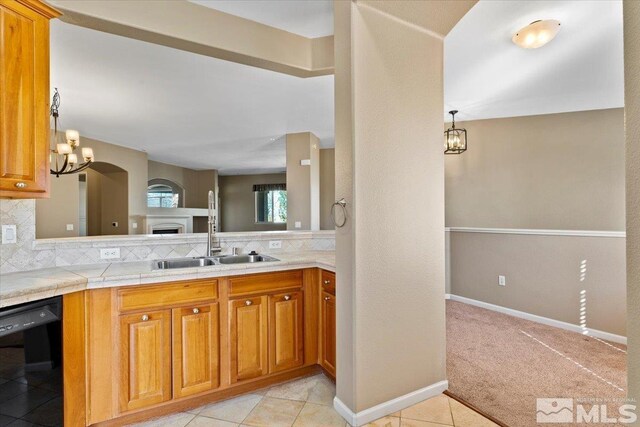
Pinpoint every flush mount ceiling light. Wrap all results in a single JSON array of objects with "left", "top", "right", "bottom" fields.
[
  {"left": 444, "top": 110, "right": 467, "bottom": 155},
  {"left": 512, "top": 19, "right": 561, "bottom": 49}
]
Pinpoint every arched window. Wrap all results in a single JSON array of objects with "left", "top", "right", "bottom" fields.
[{"left": 147, "top": 179, "right": 184, "bottom": 208}]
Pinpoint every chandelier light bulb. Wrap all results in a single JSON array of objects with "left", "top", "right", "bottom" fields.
[
  {"left": 67, "top": 153, "right": 78, "bottom": 165},
  {"left": 56, "top": 143, "right": 72, "bottom": 155}
]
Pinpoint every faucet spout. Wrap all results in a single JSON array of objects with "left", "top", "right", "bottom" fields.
[{"left": 207, "top": 190, "right": 222, "bottom": 256}]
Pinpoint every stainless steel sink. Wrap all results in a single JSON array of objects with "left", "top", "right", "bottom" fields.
[
  {"left": 152, "top": 254, "right": 279, "bottom": 270},
  {"left": 154, "top": 257, "right": 217, "bottom": 270},
  {"left": 217, "top": 254, "right": 278, "bottom": 264}
]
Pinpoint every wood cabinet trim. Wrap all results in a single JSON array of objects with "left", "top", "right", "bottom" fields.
[
  {"left": 12, "top": 0, "right": 61, "bottom": 18},
  {"left": 118, "top": 279, "right": 218, "bottom": 312},
  {"left": 228, "top": 270, "right": 303, "bottom": 297}
]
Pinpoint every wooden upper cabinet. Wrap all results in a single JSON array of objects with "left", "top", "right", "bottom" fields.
[
  {"left": 321, "top": 290, "right": 336, "bottom": 377},
  {"left": 172, "top": 303, "right": 220, "bottom": 398},
  {"left": 0, "top": 0, "right": 59, "bottom": 198},
  {"left": 229, "top": 296, "right": 268, "bottom": 383},
  {"left": 269, "top": 291, "right": 304, "bottom": 373},
  {"left": 119, "top": 310, "right": 172, "bottom": 413}
]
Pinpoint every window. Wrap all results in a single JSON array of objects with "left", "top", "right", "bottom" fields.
[
  {"left": 255, "top": 190, "right": 287, "bottom": 223},
  {"left": 147, "top": 184, "right": 179, "bottom": 208}
]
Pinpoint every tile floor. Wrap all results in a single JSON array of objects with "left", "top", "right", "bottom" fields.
[
  {"left": 130, "top": 374, "right": 499, "bottom": 427},
  {"left": 0, "top": 346, "right": 63, "bottom": 427}
]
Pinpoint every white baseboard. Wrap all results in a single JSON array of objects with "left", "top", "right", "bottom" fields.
[
  {"left": 445, "top": 293, "right": 451, "bottom": 300},
  {"left": 448, "top": 294, "right": 627, "bottom": 345},
  {"left": 333, "top": 380, "right": 448, "bottom": 426}
]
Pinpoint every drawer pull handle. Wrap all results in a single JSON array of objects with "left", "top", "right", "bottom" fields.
[
  {"left": 324, "top": 296, "right": 331, "bottom": 301},
  {"left": 245, "top": 300, "right": 253, "bottom": 306},
  {"left": 323, "top": 280, "right": 330, "bottom": 285},
  {"left": 15, "top": 182, "right": 26, "bottom": 188},
  {"left": 192, "top": 308, "right": 200, "bottom": 314},
  {"left": 141, "top": 314, "right": 149, "bottom": 321},
  {"left": 284, "top": 295, "right": 291, "bottom": 301}
]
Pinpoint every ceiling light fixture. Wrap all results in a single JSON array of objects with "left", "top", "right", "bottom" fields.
[
  {"left": 49, "top": 88, "right": 95, "bottom": 177},
  {"left": 444, "top": 110, "right": 467, "bottom": 155},
  {"left": 512, "top": 19, "right": 561, "bottom": 49}
]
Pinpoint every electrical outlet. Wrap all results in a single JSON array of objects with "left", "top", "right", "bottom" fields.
[
  {"left": 269, "top": 240, "right": 282, "bottom": 249},
  {"left": 498, "top": 275, "right": 506, "bottom": 286},
  {"left": 100, "top": 248, "right": 120, "bottom": 259},
  {"left": 132, "top": 222, "right": 138, "bottom": 229},
  {"left": 66, "top": 224, "right": 74, "bottom": 231},
  {"left": 1, "top": 225, "right": 17, "bottom": 244},
  {"left": 112, "top": 221, "right": 118, "bottom": 227},
  {"left": 294, "top": 221, "right": 302, "bottom": 229}
]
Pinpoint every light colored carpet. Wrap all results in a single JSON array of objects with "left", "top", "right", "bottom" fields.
[{"left": 446, "top": 300, "right": 627, "bottom": 427}]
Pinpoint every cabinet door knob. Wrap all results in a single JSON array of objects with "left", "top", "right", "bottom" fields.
[
  {"left": 324, "top": 296, "right": 331, "bottom": 301},
  {"left": 323, "top": 280, "right": 330, "bottom": 285},
  {"left": 284, "top": 295, "right": 291, "bottom": 301},
  {"left": 15, "top": 182, "right": 26, "bottom": 188},
  {"left": 141, "top": 314, "right": 149, "bottom": 321},
  {"left": 245, "top": 300, "right": 253, "bottom": 306},
  {"left": 192, "top": 308, "right": 200, "bottom": 314}
]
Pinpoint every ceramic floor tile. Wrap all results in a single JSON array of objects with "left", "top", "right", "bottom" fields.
[
  {"left": 4, "top": 420, "right": 41, "bottom": 427},
  {"left": 305, "top": 376, "right": 336, "bottom": 406},
  {"left": 129, "top": 412, "right": 195, "bottom": 427},
  {"left": 198, "top": 394, "right": 262, "bottom": 423},
  {"left": 448, "top": 399, "right": 499, "bottom": 427},
  {"left": 20, "top": 395, "right": 62, "bottom": 426},
  {"left": 186, "top": 416, "right": 239, "bottom": 427},
  {"left": 399, "top": 420, "right": 449, "bottom": 427},
  {"left": 0, "top": 414, "right": 16, "bottom": 427},
  {"left": 292, "top": 402, "right": 346, "bottom": 427},
  {"left": 363, "top": 416, "right": 400, "bottom": 427},
  {"left": 265, "top": 376, "right": 318, "bottom": 402},
  {"left": 0, "top": 387, "right": 57, "bottom": 418},
  {"left": 243, "top": 397, "right": 305, "bottom": 427},
  {"left": 400, "top": 395, "right": 453, "bottom": 426}
]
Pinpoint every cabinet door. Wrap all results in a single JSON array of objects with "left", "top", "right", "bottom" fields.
[
  {"left": 229, "top": 296, "right": 268, "bottom": 383},
  {"left": 0, "top": 0, "right": 54, "bottom": 198},
  {"left": 119, "top": 310, "right": 171, "bottom": 412},
  {"left": 269, "top": 291, "right": 304, "bottom": 373},
  {"left": 172, "top": 303, "right": 219, "bottom": 398},
  {"left": 321, "top": 291, "right": 336, "bottom": 377}
]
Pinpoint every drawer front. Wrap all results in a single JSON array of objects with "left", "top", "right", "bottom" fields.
[
  {"left": 118, "top": 279, "right": 218, "bottom": 312},
  {"left": 229, "top": 270, "right": 303, "bottom": 297},
  {"left": 321, "top": 270, "right": 335, "bottom": 295}
]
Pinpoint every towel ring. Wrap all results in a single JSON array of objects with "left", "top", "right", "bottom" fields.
[{"left": 330, "top": 198, "right": 348, "bottom": 228}]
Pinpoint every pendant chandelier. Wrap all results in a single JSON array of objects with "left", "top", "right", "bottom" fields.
[
  {"left": 50, "top": 88, "right": 95, "bottom": 177},
  {"left": 444, "top": 110, "right": 467, "bottom": 154}
]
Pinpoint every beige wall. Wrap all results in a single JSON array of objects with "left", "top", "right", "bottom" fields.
[
  {"left": 35, "top": 174, "right": 80, "bottom": 238},
  {"left": 624, "top": 0, "right": 640, "bottom": 410},
  {"left": 286, "top": 132, "right": 320, "bottom": 230},
  {"left": 147, "top": 160, "right": 217, "bottom": 209},
  {"left": 445, "top": 109, "right": 626, "bottom": 231},
  {"left": 320, "top": 148, "right": 335, "bottom": 230},
  {"left": 449, "top": 231, "right": 626, "bottom": 335},
  {"left": 218, "top": 173, "right": 287, "bottom": 232},
  {"left": 334, "top": 0, "right": 474, "bottom": 416}
]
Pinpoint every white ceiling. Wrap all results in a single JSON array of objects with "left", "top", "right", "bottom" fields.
[
  {"left": 50, "top": 20, "right": 334, "bottom": 175},
  {"left": 445, "top": 0, "right": 624, "bottom": 121},
  {"left": 50, "top": 0, "right": 624, "bottom": 174},
  {"left": 189, "top": 0, "right": 334, "bottom": 38}
]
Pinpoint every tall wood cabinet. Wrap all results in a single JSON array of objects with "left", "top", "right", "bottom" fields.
[{"left": 0, "top": 0, "right": 59, "bottom": 198}]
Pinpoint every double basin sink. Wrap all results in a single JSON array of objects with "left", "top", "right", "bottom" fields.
[{"left": 153, "top": 254, "right": 279, "bottom": 270}]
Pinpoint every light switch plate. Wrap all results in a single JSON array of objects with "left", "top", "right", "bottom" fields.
[
  {"left": 498, "top": 275, "right": 506, "bottom": 286},
  {"left": 300, "top": 159, "right": 311, "bottom": 166},
  {"left": 100, "top": 248, "right": 120, "bottom": 259},
  {"left": 66, "top": 224, "right": 74, "bottom": 231},
  {"left": 1, "top": 225, "right": 17, "bottom": 244}
]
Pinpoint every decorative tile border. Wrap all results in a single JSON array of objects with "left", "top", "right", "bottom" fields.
[{"left": 0, "top": 200, "right": 335, "bottom": 274}]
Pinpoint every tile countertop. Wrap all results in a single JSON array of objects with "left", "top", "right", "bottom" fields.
[{"left": 0, "top": 251, "right": 335, "bottom": 308}]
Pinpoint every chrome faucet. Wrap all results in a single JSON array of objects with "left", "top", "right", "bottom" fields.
[
  {"left": 231, "top": 247, "right": 239, "bottom": 256},
  {"left": 207, "top": 190, "right": 222, "bottom": 256}
]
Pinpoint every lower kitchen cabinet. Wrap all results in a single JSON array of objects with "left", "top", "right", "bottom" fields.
[
  {"left": 229, "top": 296, "right": 268, "bottom": 383},
  {"left": 119, "top": 310, "right": 172, "bottom": 412},
  {"left": 172, "top": 303, "right": 219, "bottom": 398},
  {"left": 321, "top": 290, "right": 336, "bottom": 377},
  {"left": 269, "top": 291, "right": 304, "bottom": 373}
]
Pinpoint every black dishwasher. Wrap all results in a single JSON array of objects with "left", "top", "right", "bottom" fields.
[{"left": 0, "top": 297, "right": 63, "bottom": 427}]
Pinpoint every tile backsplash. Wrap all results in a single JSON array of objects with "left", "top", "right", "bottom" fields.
[{"left": 0, "top": 199, "right": 335, "bottom": 274}]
